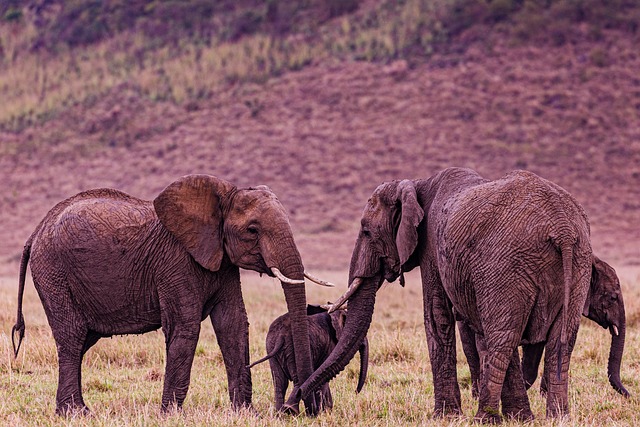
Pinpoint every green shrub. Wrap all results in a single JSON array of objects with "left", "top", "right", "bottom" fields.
[{"left": 3, "top": 8, "right": 22, "bottom": 22}]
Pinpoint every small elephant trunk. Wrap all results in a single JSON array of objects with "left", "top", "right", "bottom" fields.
[{"left": 607, "top": 305, "right": 629, "bottom": 397}]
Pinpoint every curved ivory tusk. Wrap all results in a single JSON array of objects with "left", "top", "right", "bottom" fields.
[
  {"left": 271, "top": 267, "right": 305, "bottom": 285},
  {"left": 328, "top": 277, "right": 363, "bottom": 313},
  {"left": 304, "top": 271, "right": 336, "bottom": 287},
  {"left": 320, "top": 302, "right": 347, "bottom": 311},
  {"left": 613, "top": 325, "right": 619, "bottom": 336}
]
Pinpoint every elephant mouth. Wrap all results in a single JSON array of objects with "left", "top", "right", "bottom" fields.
[{"left": 382, "top": 257, "right": 401, "bottom": 283}]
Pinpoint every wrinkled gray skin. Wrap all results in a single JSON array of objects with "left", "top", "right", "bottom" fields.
[
  {"left": 459, "top": 255, "right": 629, "bottom": 400},
  {"left": 285, "top": 168, "right": 592, "bottom": 422},
  {"left": 11, "top": 175, "right": 318, "bottom": 415},
  {"left": 248, "top": 305, "right": 369, "bottom": 412}
]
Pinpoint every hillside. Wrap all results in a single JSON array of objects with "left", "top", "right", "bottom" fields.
[{"left": 0, "top": 1, "right": 639, "bottom": 277}]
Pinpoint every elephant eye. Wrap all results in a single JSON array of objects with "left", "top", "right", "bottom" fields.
[
  {"left": 247, "top": 225, "right": 259, "bottom": 235},
  {"left": 362, "top": 228, "right": 371, "bottom": 238}
]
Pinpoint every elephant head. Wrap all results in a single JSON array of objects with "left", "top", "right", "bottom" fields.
[
  {"left": 153, "top": 174, "right": 320, "bottom": 412},
  {"left": 583, "top": 255, "right": 629, "bottom": 397},
  {"left": 283, "top": 180, "right": 419, "bottom": 410}
]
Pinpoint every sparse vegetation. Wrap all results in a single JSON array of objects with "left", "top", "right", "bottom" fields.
[
  {"left": 1, "top": 269, "right": 639, "bottom": 425},
  {"left": 2, "top": 0, "right": 636, "bottom": 131},
  {"left": 0, "top": 3, "right": 639, "bottom": 421}
]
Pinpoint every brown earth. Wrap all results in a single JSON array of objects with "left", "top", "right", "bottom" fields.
[{"left": 1, "top": 29, "right": 639, "bottom": 278}]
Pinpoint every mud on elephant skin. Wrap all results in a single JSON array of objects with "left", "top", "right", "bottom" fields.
[
  {"left": 11, "top": 174, "right": 332, "bottom": 415},
  {"left": 285, "top": 167, "right": 593, "bottom": 423},
  {"left": 459, "top": 254, "right": 630, "bottom": 400},
  {"left": 248, "top": 304, "right": 368, "bottom": 413}
]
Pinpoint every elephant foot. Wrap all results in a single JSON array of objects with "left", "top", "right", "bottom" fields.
[
  {"left": 55, "top": 402, "right": 90, "bottom": 417},
  {"left": 503, "top": 407, "right": 534, "bottom": 422},
  {"left": 280, "top": 402, "right": 300, "bottom": 416},
  {"left": 238, "top": 404, "right": 259, "bottom": 417},
  {"left": 160, "top": 401, "right": 184, "bottom": 414},
  {"left": 433, "top": 403, "right": 463, "bottom": 418},
  {"left": 474, "top": 407, "right": 502, "bottom": 424}
]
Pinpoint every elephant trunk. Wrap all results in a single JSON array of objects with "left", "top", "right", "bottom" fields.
[
  {"left": 283, "top": 276, "right": 378, "bottom": 412},
  {"left": 356, "top": 336, "right": 369, "bottom": 393},
  {"left": 274, "top": 238, "right": 317, "bottom": 414},
  {"left": 607, "top": 305, "right": 629, "bottom": 397}
]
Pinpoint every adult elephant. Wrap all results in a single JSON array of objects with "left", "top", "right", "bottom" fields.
[
  {"left": 11, "top": 175, "right": 329, "bottom": 415},
  {"left": 459, "top": 254, "right": 629, "bottom": 400},
  {"left": 284, "top": 167, "right": 592, "bottom": 422}
]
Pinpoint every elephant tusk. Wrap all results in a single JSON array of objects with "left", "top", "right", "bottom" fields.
[
  {"left": 271, "top": 267, "right": 305, "bottom": 285},
  {"left": 328, "top": 278, "right": 363, "bottom": 313},
  {"left": 320, "top": 302, "right": 347, "bottom": 311},
  {"left": 304, "top": 271, "right": 336, "bottom": 287},
  {"left": 613, "top": 325, "right": 619, "bottom": 336}
]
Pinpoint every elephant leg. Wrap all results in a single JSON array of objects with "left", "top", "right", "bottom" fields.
[
  {"left": 475, "top": 327, "right": 527, "bottom": 424},
  {"left": 543, "top": 322, "right": 578, "bottom": 418},
  {"left": 82, "top": 331, "right": 102, "bottom": 356},
  {"left": 540, "top": 358, "right": 550, "bottom": 397},
  {"left": 500, "top": 349, "right": 534, "bottom": 421},
  {"left": 320, "top": 383, "right": 333, "bottom": 411},
  {"left": 209, "top": 281, "right": 252, "bottom": 409},
  {"left": 35, "top": 277, "right": 90, "bottom": 415},
  {"left": 521, "top": 343, "right": 545, "bottom": 390},
  {"left": 160, "top": 318, "right": 201, "bottom": 411},
  {"left": 423, "top": 276, "right": 461, "bottom": 416},
  {"left": 458, "top": 321, "right": 481, "bottom": 399},
  {"left": 475, "top": 346, "right": 509, "bottom": 423},
  {"left": 269, "top": 359, "right": 288, "bottom": 411}
]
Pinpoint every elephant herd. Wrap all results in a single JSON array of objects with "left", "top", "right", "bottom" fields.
[{"left": 11, "top": 167, "right": 629, "bottom": 422}]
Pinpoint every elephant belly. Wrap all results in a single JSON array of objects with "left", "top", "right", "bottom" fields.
[{"left": 52, "top": 199, "right": 163, "bottom": 335}]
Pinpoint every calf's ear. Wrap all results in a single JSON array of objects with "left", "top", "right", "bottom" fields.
[{"left": 330, "top": 310, "right": 347, "bottom": 340}]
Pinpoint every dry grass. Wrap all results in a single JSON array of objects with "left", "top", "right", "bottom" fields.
[{"left": 1, "top": 268, "right": 639, "bottom": 426}]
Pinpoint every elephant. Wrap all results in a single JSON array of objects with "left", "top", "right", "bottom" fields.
[
  {"left": 11, "top": 174, "right": 331, "bottom": 415},
  {"left": 283, "top": 167, "right": 593, "bottom": 422},
  {"left": 248, "top": 304, "right": 369, "bottom": 412},
  {"left": 458, "top": 254, "right": 629, "bottom": 399}
]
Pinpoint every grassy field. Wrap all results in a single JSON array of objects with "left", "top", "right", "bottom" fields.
[{"left": 1, "top": 268, "right": 639, "bottom": 426}]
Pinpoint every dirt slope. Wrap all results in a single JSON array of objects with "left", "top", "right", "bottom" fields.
[{"left": 1, "top": 29, "right": 638, "bottom": 277}]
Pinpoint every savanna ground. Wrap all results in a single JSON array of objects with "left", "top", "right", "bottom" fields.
[
  {"left": 1, "top": 268, "right": 640, "bottom": 426},
  {"left": 1, "top": 0, "right": 640, "bottom": 425}
]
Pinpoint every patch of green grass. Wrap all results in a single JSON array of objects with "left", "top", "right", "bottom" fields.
[{"left": 3, "top": 0, "right": 637, "bottom": 132}]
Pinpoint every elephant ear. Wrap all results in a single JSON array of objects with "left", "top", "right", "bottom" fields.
[
  {"left": 394, "top": 180, "right": 424, "bottom": 266},
  {"left": 307, "top": 304, "right": 328, "bottom": 315},
  {"left": 584, "top": 258, "right": 599, "bottom": 317},
  {"left": 154, "top": 175, "right": 235, "bottom": 272},
  {"left": 330, "top": 310, "right": 347, "bottom": 341}
]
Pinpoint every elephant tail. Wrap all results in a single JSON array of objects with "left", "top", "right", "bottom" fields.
[
  {"left": 557, "top": 242, "right": 573, "bottom": 381},
  {"left": 12, "top": 240, "right": 31, "bottom": 358},
  {"left": 247, "top": 339, "right": 284, "bottom": 369}
]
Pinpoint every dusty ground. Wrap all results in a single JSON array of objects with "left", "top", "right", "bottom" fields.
[{"left": 1, "top": 28, "right": 638, "bottom": 280}]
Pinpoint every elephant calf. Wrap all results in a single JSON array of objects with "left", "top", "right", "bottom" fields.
[{"left": 249, "top": 305, "right": 369, "bottom": 412}]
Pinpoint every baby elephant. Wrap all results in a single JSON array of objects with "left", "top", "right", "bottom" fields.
[{"left": 249, "top": 305, "right": 369, "bottom": 412}]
